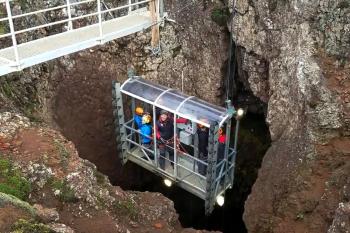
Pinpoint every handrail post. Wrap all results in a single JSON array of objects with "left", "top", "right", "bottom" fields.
[
  {"left": 158, "top": 0, "right": 164, "bottom": 18},
  {"left": 66, "top": 0, "right": 73, "bottom": 30},
  {"left": 128, "top": 0, "right": 132, "bottom": 14},
  {"left": 156, "top": 0, "right": 160, "bottom": 22},
  {"left": 173, "top": 114, "right": 177, "bottom": 177},
  {"left": 97, "top": 0, "right": 103, "bottom": 42},
  {"left": 150, "top": 0, "right": 159, "bottom": 48},
  {"left": 223, "top": 119, "right": 231, "bottom": 187},
  {"left": 152, "top": 105, "right": 158, "bottom": 168},
  {"left": 5, "top": 0, "right": 20, "bottom": 66}
]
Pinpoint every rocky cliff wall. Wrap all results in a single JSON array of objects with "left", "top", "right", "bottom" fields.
[{"left": 231, "top": 0, "right": 350, "bottom": 232}]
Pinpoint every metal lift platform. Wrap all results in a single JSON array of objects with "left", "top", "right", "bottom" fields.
[{"left": 112, "top": 75, "right": 242, "bottom": 215}]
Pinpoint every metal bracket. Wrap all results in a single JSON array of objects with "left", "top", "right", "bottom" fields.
[
  {"left": 225, "top": 99, "right": 236, "bottom": 116},
  {"left": 145, "top": 44, "right": 161, "bottom": 56},
  {"left": 163, "top": 13, "right": 176, "bottom": 24}
]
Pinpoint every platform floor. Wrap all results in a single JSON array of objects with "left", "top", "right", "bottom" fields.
[
  {"left": 128, "top": 146, "right": 207, "bottom": 197},
  {"left": 0, "top": 13, "right": 152, "bottom": 76}
]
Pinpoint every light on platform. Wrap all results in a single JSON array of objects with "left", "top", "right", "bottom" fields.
[
  {"left": 216, "top": 195, "right": 225, "bottom": 206},
  {"left": 164, "top": 178, "right": 172, "bottom": 187},
  {"left": 237, "top": 108, "right": 244, "bottom": 117}
]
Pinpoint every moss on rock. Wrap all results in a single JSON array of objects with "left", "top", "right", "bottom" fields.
[
  {"left": 0, "top": 192, "right": 36, "bottom": 217},
  {"left": 49, "top": 178, "right": 77, "bottom": 203},
  {"left": 0, "top": 158, "right": 31, "bottom": 201},
  {"left": 11, "top": 219, "right": 54, "bottom": 233}
]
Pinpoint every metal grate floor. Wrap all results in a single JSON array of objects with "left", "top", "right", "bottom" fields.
[{"left": 128, "top": 146, "right": 207, "bottom": 198}]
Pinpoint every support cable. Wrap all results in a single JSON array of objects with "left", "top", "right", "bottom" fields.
[
  {"left": 225, "top": 0, "right": 237, "bottom": 101},
  {"left": 219, "top": 0, "right": 236, "bottom": 216}
]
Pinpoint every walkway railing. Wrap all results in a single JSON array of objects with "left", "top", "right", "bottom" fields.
[{"left": 0, "top": 0, "right": 152, "bottom": 65}]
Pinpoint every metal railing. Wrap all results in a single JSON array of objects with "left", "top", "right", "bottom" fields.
[{"left": 0, "top": 0, "right": 151, "bottom": 64}]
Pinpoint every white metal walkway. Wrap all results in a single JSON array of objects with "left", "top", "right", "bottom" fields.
[{"left": 0, "top": 0, "right": 159, "bottom": 76}]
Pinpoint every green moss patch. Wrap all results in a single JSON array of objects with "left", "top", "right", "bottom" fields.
[
  {"left": 211, "top": 7, "right": 230, "bottom": 26},
  {"left": 53, "top": 140, "right": 70, "bottom": 171},
  {"left": 0, "top": 24, "right": 4, "bottom": 35},
  {"left": 112, "top": 199, "right": 139, "bottom": 220},
  {"left": 0, "top": 192, "right": 36, "bottom": 217},
  {"left": 0, "top": 159, "right": 31, "bottom": 201},
  {"left": 11, "top": 219, "right": 54, "bottom": 233},
  {"left": 49, "top": 178, "right": 77, "bottom": 203}
]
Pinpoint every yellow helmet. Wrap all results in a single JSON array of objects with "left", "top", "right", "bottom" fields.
[
  {"left": 142, "top": 114, "right": 152, "bottom": 124},
  {"left": 135, "top": 107, "right": 144, "bottom": 115}
]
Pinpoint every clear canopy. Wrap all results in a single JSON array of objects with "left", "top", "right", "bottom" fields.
[{"left": 120, "top": 77, "right": 231, "bottom": 126}]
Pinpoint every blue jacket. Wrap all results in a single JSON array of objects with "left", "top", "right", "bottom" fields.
[
  {"left": 140, "top": 124, "right": 152, "bottom": 144},
  {"left": 134, "top": 114, "right": 142, "bottom": 128}
]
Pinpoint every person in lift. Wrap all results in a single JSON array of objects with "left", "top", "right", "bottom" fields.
[
  {"left": 197, "top": 120, "right": 209, "bottom": 176},
  {"left": 134, "top": 107, "right": 144, "bottom": 129},
  {"left": 140, "top": 113, "right": 154, "bottom": 160},
  {"left": 156, "top": 110, "right": 187, "bottom": 170},
  {"left": 218, "top": 127, "right": 227, "bottom": 161}
]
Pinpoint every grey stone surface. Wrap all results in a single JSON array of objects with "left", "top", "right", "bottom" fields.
[{"left": 232, "top": 0, "right": 350, "bottom": 232}]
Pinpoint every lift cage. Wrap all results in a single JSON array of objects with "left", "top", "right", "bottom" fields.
[{"left": 112, "top": 74, "right": 242, "bottom": 215}]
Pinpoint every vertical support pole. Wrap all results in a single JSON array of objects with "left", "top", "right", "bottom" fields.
[
  {"left": 156, "top": 0, "right": 160, "bottom": 21},
  {"left": 66, "top": 0, "right": 73, "bottom": 30},
  {"left": 173, "top": 114, "right": 177, "bottom": 177},
  {"left": 97, "top": 0, "right": 103, "bottom": 41},
  {"left": 234, "top": 119, "right": 240, "bottom": 151},
  {"left": 204, "top": 123, "right": 219, "bottom": 215},
  {"left": 230, "top": 118, "right": 240, "bottom": 184},
  {"left": 5, "top": 0, "right": 19, "bottom": 66},
  {"left": 149, "top": 0, "right": 159, "bottom": 48},
  {"left": 153, "top": 105, "right": 158, "bottom": 167},
  {"left": 131, "top": 98, "right": 136, "bottom": 122},
  {"left": 193, "top": 123, "right": 198, "bottom": 172},
  {"left": 158, "top": 0, "right": 163, "bottom": 18},
  {"left": 132, "top": 98, "right": 138, "bottom": 149},
  {"left": 112, "top": 81, "right": 127, "bottom": 164},
  {"left": 129, "top": 69, "right": 136, "bottom": 151},
  {"left": 223, "top": 120, "right": 231, "bottom": 187},
  {"left": 128, "top": 0, "right": 132, "bottom": 14}
]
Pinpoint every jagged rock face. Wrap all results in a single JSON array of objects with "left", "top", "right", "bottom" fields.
[
  {"left": 328, "top": 202, "right": 350, "bottom": 233},
  {"left": 0, "top": 114, "right": 182, "bottom": 233},
  {"left": 232, "top": 0, "right": 350, "bottom": 232},
  {"left": 144, "top": 1, "right": 229, "bottom": 104}
]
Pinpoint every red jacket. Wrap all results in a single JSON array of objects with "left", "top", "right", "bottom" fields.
[{"left": 218, "top": 135, "right": 226, "bottom": 144}]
